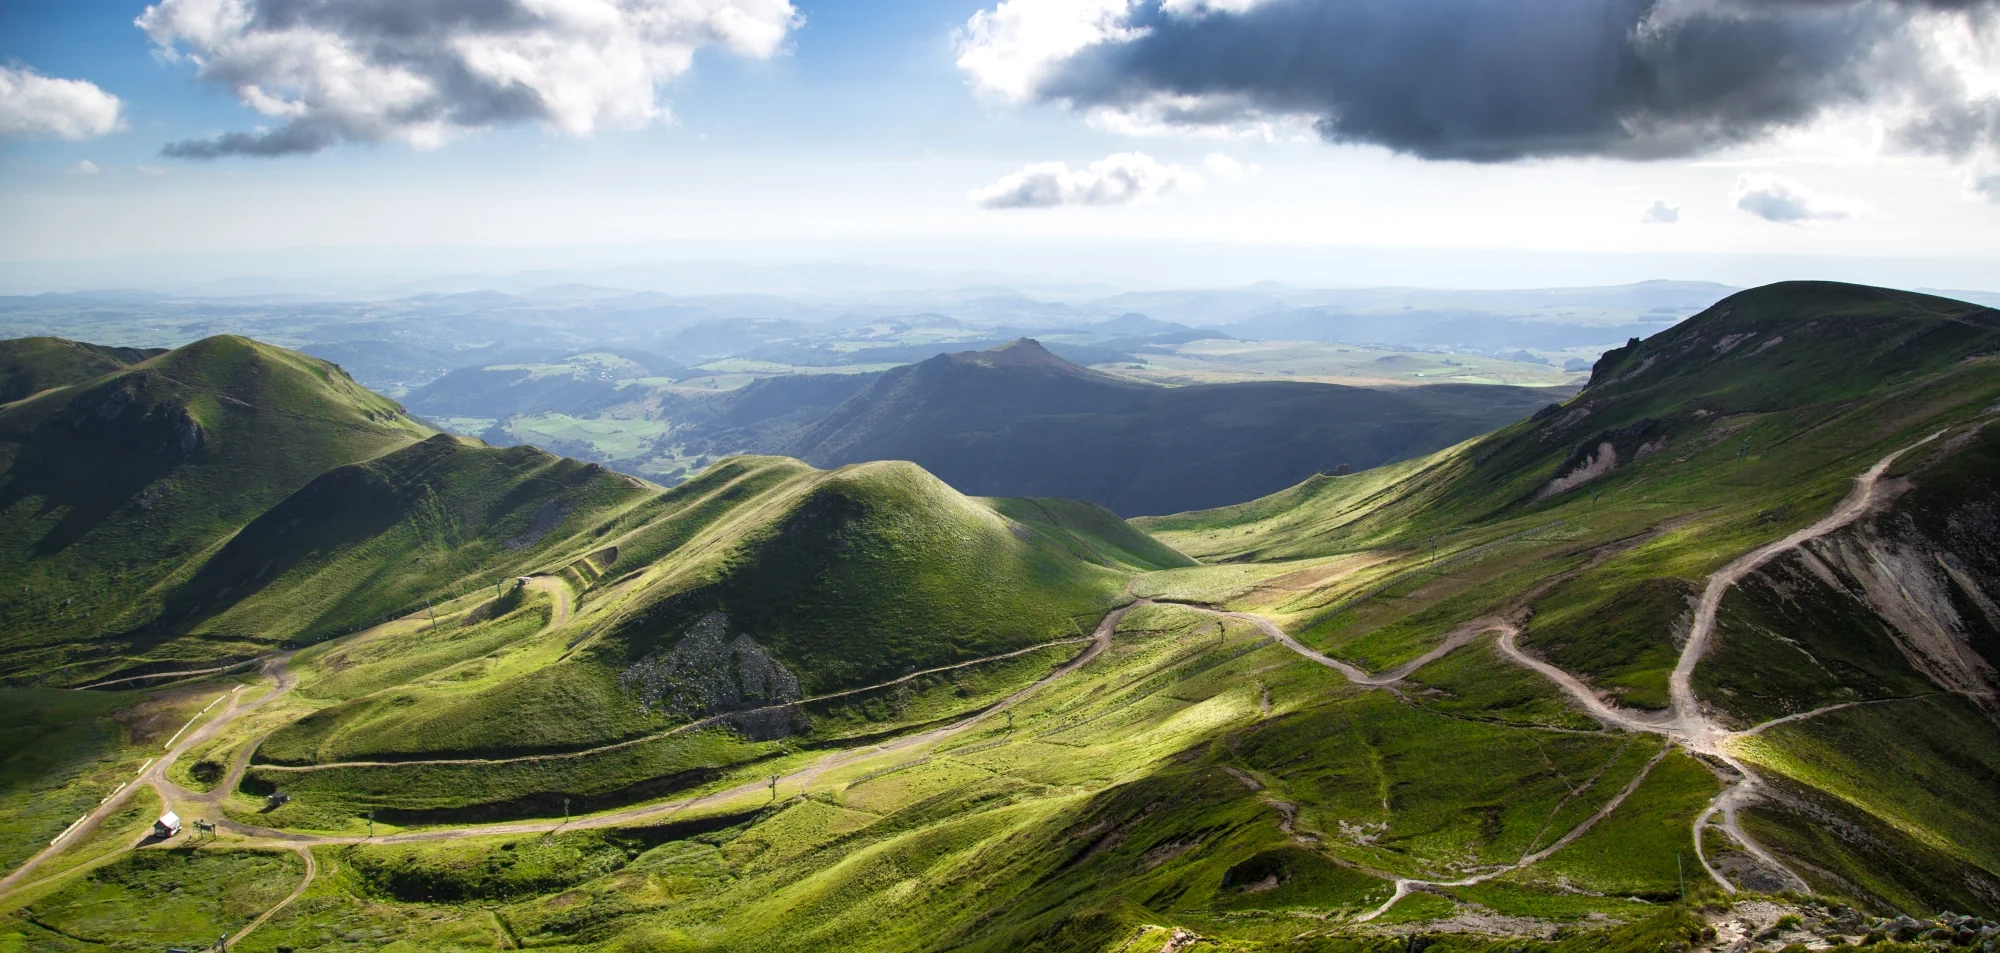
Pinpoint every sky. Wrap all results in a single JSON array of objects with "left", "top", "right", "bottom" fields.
[{"left": 1, "top": 0, "right": 1998, "bottom": 294}]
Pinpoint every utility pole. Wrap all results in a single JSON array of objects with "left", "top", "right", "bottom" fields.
[
  {"left": 365, "top": 810, "right": 374, "bottom": 838},
  {"left": 1005, "top": 711, "right": 1014, "bottom": 733},
  {"left": 425, "top": 599, "right": 437, "bottom": 631},
  {"left": 1427, "top": 535, "right": 1439, "bottom": 571},
  {"left": 1677, "top": 852, "right": 1686, "bottom": 904},
  {"left": 768, "top": 775, "right": 780, "bottom": 801},
  {"left": 563, "top": 797, "right": 570, "bottom": 826}
]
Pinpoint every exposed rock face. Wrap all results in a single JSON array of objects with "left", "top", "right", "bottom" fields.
[
  {"left": 619, "top": 612, "right": 801, "bottom": 719},
  {"left": 1806, "top": 523, "right": 1999, "bottom": 704},
  {"left": 170, "top": 407, "right": 204, "bottom": 454},
  {"left": 1535, "top": 418, "right": 1663, "bottom": 499}
]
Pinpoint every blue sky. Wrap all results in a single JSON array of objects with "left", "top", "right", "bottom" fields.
[{"left": 2, "top": 0, "right": 1997, "bottom": 292}]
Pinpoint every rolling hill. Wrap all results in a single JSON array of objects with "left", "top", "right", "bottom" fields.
[{"left": 2, "top": 282, "right": 1998, "bottom": 953}]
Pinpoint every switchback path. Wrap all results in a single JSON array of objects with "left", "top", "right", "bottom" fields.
[
  {"left": 1162, "top": 431, "right": 1950, "bottom": 912},
  {"left": 1676, "top": 432, "right": 1941, "bottom": 894}
]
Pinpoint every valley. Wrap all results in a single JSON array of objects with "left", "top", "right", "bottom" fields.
[{"left": 0, "top": 281, "right": 1996, "bottom": 952}]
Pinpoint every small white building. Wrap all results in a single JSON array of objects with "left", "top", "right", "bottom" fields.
[{"left": 154, "top": 812, "right": 181, "bottom": 838}]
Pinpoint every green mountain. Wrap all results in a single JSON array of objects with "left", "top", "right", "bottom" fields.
[
  {"left": 1139, "top": 281, "right": 2000, "bottom": 908},
  {"left": 0, "top": 337, "right": 166, "bottom": 405},
  {"left": 0, "top": 335, "right": 434, "bottom": 684},
  {"left": 2, "top": 283, "right": 1998, "bottom": 953},
  {"left": 774, "top": 338, "right": 1564, "bottom": 515}
]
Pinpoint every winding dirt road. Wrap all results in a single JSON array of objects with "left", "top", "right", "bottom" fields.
[
  {"left": 0, "top": 433, "right": 1954, "bottom": 926},
  {"left": 1165, "top": 431, "right": 1950, "bottom": 910}
]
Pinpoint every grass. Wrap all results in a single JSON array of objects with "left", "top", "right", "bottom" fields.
[
  {"left": 1401, "top": 638, "right": 1606, "bottom": 731},
  {"left": 4, "top": 848, "right": 304, "bottom": 949},
  {"left": 1730, "top": 695, "right": 2000, "bottom": 874},
  {"left": 1522, "top": 749, "right": 1717, "bottom": 896},
  {"left": 4, "top": 283, "right": 2000, "bottom": 947},
  {"left": 0, "top": 681, "right": 241, "bottom": 876}
]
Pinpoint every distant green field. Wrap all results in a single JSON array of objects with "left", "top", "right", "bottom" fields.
[{"left": 1107, "top": 339, "right": 1583, "bottom": 389}]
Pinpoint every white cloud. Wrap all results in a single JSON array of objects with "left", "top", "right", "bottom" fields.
[
  {"left": 136, "top": 164, "right": 167, "bottom": 176},
  {"left": 953, "top": 0, "right": 1138, "bottom": 103},
  {"left": 137, "top": 0, "right": 800, "bottom": 157},
  {"left": 1732, "top": 174, "right": 1872, "bottom": 223},
  {"left": 972, "top": 152, "right": 1204, "bottom": 209},
  {"left": 1202, "top": 153, "right": 1262, "bottom": 179},
  {"left": 69, "top": 160, "right": 101, "bottom": 176},
  {"left": 1639, "top": 199, "right": 1680, "bottom": 224},
  {"left": 0, "top": 65, "right": 124, "bottom": 141}
]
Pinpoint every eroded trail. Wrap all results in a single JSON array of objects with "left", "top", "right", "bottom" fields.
[
  {"left": 1164, "top": 432, "right": 1948, "bottom": 913},
  {"left": 230, "top": 845, "right": 315, "bottom": 947},
  {"left": 1671, "top": 430, "right": 1943, "bottom": 750}
]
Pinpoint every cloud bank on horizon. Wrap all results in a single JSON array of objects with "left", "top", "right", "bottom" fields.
[
  {"left": 972, "top": 152, "right": 1204, "bottom": 207},
  {"left": 954, "top": 0, "right": 2000, "bottom": 181},
  {"left": 137, "top": 0, "right": 801, "bottom": 158}
]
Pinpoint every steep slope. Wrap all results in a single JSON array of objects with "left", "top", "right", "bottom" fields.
[
  {"left": 1137, "top": 281, "right": 2000, "bottom": 914},
  {"left": 0, "top": 337, "right": 165, "bottom": 405},
  {"left": 169, "top": 434, "right": 655, "bottom": 646},
  {"left": 780, "top": 338, "right": 1559, "bottom": 515},
  {"left": 0, "top": 335, "right": 435, "bottom": 685}
]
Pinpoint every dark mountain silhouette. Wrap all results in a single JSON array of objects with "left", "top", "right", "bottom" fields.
[{"left": 752, "top": 339, "right": 1560, "bottom": 516}]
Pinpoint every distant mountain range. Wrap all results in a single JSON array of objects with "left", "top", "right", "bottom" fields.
[{"left": 661, "top": 338, "right": 1563, "bottom": 516}]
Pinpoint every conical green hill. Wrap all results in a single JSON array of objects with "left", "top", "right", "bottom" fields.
[{"left": 0, "top": 335, "right": 434, "bottom": 684}]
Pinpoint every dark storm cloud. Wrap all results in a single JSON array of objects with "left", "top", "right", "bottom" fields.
[
  {"left": 1023, "top": 0, "right": 1995, "bottom": 162},
  {"left": 160, "top": 124, "right": 340, "bottom": 159}
]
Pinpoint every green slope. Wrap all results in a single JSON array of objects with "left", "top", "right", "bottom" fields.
[
  {"left": 0, "top": 337, "right": 165, "bottom": 405},
  {"left": 1133, "top": 280, "right": 2000, "bottom": 913},
  {"left": 5, "top": 287, "right": 1998, "bottom": 950},
  {"left": 172, "top": 433, "right": 654, "bottom": 645},
  {"left": 0, "top": 335, "right": 434, "bottom": 684},
  {"left": 255, "top": 457, "right": 1172, "bottom": 770}
]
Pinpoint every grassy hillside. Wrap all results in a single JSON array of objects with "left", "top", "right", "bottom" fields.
[
  {"left": 0, "top": 335, "right": 435, "bottom": 684},
  {"left": 253, "top": 457, "right": 1171, "bottom": 771},
  {"left": 173, "top": 434, "right": 654, "bottom": 645},
  {"left": 0, "top": 337, "right": 165, "bottom": 405},
  {"left": 3, "top": 286, "right": 1997, "bottom": 951},
  {"left": 1134, "top": 280, "right": 2000, "bottom": 910}
]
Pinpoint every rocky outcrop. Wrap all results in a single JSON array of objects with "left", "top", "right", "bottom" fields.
[{"left": 619, "top": 612, "right": 802, "bottom": 719}]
